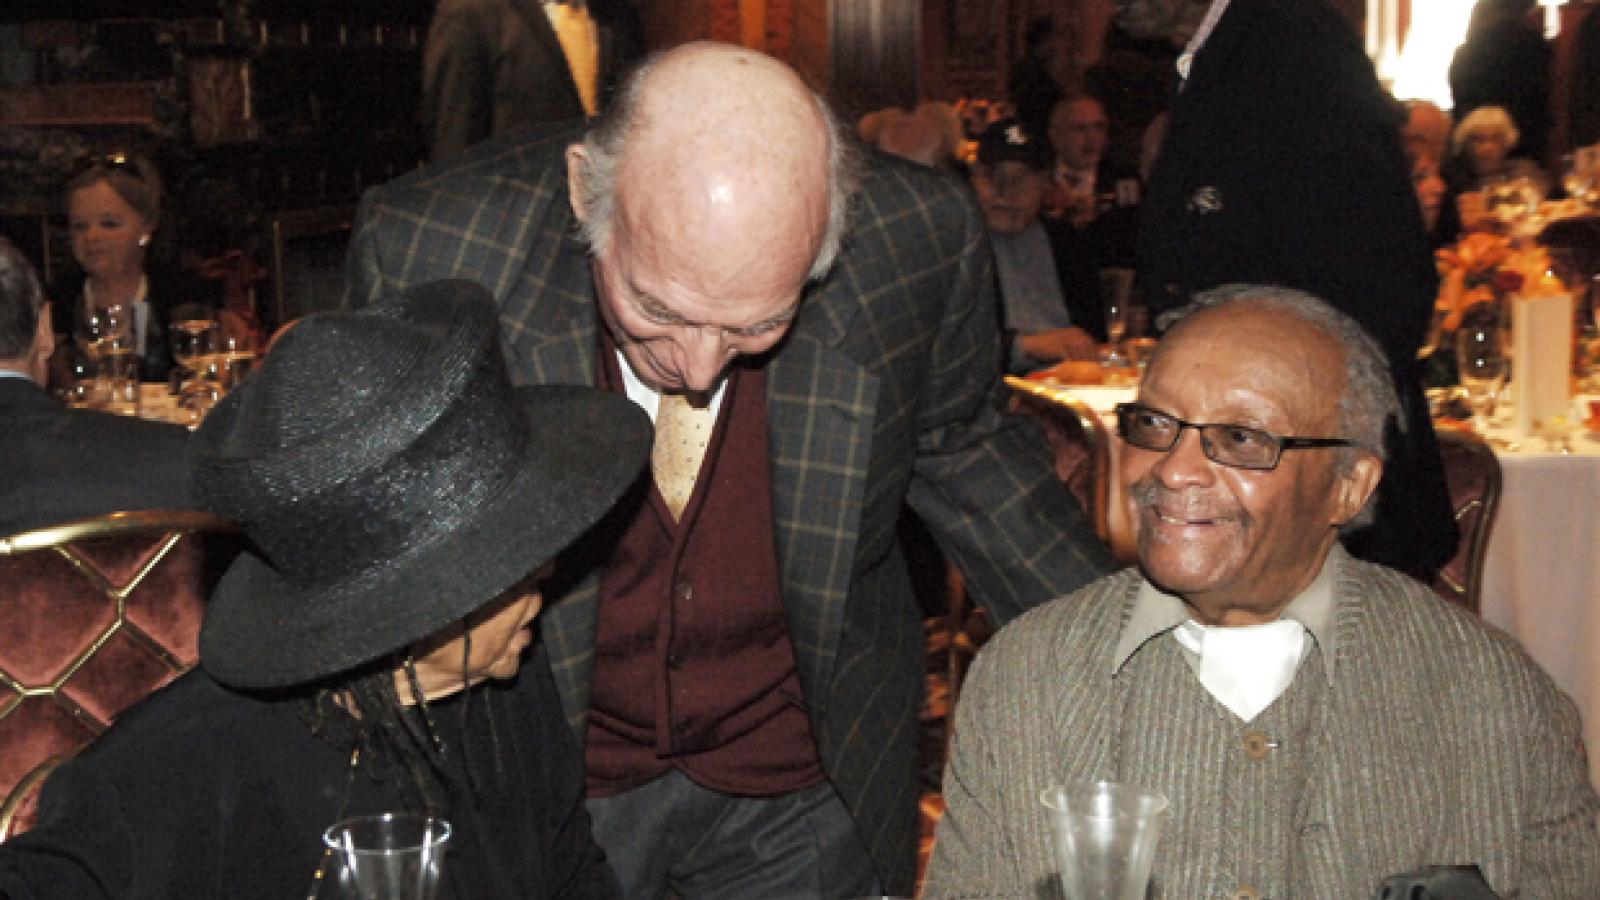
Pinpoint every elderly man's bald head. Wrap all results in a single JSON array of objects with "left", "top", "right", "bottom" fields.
[
  {"left": 564, "top": 43, "right": 861, "bottom": 394},
  {"left": 568, "top": 42, "right": 857, "bottom": 281}
]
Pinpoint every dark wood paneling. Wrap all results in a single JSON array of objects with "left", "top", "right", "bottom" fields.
[{"left": 829, "top": 0, "right": 920, "bottom": 123}]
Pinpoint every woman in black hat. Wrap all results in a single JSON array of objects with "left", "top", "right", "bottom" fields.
[{"left": 0, "top": 280, "right": 651, "bottom": 899}]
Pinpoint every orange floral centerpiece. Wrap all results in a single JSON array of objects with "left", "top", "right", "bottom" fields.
[{"left": 1434, "top": 233, "right": 1565, "bottom": 331}]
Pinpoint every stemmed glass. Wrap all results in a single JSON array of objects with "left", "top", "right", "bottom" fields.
[
  {"left": 1100, "top": 269, "right": 1134, "bottom": 365},
  {"left": 169, "top": 308, "right": 218, "bottom": 417},
  {"left": 1456, "top": 312, "right": 1506, "bottom": 433},
  {"left": 216, "top": 332, "right": 259, "bottom": 392},
  {"left": 73, "top": 304, "right": 129, "bottom": 408},
  {"left": 171, "top": 316, "right": 215, "bottom": 378}
]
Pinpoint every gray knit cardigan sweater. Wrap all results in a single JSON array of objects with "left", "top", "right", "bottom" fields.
[{"left": 924, "top": 557, "right": 1600, "bottom": 899}]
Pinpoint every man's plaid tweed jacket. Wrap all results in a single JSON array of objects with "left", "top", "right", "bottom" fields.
[{"left": 342, "top": 124, "right": 1114, "bottom": 892}]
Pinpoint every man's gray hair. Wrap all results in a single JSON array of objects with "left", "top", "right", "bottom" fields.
[
  {"left": 1160, "top": 284, "right": 1398, "bottom": 527},
  {"left": 571, "top": 50, "right": 862, "bottom": 283},
  {"left": 0, "top": 236, "right": 44, "bottom": 359}
]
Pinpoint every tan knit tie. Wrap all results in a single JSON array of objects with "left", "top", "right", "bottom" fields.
[
  {"left": 652, "top": 392, "right": 716, "bottom": 520},
  {"left": 544, "top": 1, "right": 600, "bottom": 116}
]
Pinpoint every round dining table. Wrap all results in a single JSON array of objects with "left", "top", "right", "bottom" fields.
[{"left": 1473, "top": 410, "right": 1600, "bottom": 788}]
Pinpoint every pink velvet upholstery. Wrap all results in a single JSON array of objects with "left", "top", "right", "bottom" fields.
[{"left": 0, "top": 511, "right": 228, "bottom": 840}]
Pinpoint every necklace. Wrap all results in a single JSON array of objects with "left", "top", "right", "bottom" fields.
[{"left": 304, "top": 747, "right": 362, "bottom": 900}]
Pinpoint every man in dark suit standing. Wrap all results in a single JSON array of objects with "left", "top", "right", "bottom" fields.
[
  {"left": 1450, "top": 0, "right": 1552, "bottom": 166},
  {"left": 0, "top": 237, "right": 190, "bottom": 538},
  {"left": 346, "top": 42, "right": 1113, "bottom": 898},
  {"left": 1129, "top": 0, "right": 1456, "bottom": 581},
  {"left": 422, "top": 0, "right": 642, "bottom": 161}
]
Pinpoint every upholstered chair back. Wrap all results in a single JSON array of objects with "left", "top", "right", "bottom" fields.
[
  {"left": 0, "top": 511, "right": 231, "bottom": 840},
  {"left": 1428, "top": 429, "right": 1503, "bottom": 614}
]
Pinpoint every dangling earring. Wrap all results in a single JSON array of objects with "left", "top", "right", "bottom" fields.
[{"left": 138, "top": 235, "right": 150, "bottom": 247}]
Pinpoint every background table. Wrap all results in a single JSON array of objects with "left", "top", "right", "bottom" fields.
[
  {"left": 1475, "top": 419, "right": 1600, "bottom": 787},
  {"left": 135, "top": 383, "right": 198, "bottom": 427}
]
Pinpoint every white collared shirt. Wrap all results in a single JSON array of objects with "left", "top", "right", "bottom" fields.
[{"left": 614, "top": 349, "right": 727, "bottom": 424}]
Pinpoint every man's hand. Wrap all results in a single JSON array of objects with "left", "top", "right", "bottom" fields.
[{"left": 1019, "top": 327, "right": 1098, "bottom": 363}]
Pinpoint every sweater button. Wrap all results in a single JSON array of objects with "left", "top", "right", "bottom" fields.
[
  {"left": 1242, "top": 730, "right": 1274, "bottom": 760},
  {"left": 1231, "top": 886, "right": 1261, "bottom": 900},
  {"left": 674, "top": 580, "right": 693, "bottom": 602}
]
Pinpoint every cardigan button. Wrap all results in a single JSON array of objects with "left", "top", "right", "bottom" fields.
[
  {"left": 1242, "top": 730, "right": 1274, "bottom": 761},
  {"left": 1231, "top": 886, "right": 1261, "bottom": 900},
  {"left": 674, "top": 580, "right": 693, "bottom": 602}
]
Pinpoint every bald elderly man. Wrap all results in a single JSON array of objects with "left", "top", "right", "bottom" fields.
[
  {"left": 924, "top": 285, "right": 1600, "bottom": 899},
  {"left": 343, "top": 41, "right": 1112, "bottom": 897}
]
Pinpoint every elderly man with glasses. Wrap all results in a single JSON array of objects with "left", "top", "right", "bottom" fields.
[{"left": 923, "top": 284, "right": 1600, "bottom": 900}]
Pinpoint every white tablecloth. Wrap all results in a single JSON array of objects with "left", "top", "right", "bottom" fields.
[{"left": 1476, "top": 421, "right": 1600, "bottom": 787}]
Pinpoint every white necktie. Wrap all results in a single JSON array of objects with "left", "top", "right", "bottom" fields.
[
  {"left": 651, "top": 392, "right": 716, "bottom": 520},
  {"left": 1173, "top": 618, "right": 1306, "bottom": 722}
]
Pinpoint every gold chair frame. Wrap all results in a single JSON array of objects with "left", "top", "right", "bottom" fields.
[
  {"left": 1004, "top": 377, "right": 1137, "bottom": 566},
  {"left": 0, "top": 510, "right": 233, "bottom": 840}
]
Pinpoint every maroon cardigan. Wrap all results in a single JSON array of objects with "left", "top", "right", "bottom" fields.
[{"left": 584, "top": 349, "right": 823, "bottom": 797}]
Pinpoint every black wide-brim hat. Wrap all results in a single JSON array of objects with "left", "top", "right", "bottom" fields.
[{"left": 192, "top": 279, "right": 650, "bottom": 690}]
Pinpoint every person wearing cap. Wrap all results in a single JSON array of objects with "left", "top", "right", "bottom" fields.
[
  {"left": 0, "top": 279, "right": 649, "bottom": 900},
  {"left": 973, "top": 117, "right": 1106, "bottom": 373}
]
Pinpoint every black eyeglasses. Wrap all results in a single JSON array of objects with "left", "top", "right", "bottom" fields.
[{"left": 1114, "top": 402, "right": 1353, "bottom": 471}]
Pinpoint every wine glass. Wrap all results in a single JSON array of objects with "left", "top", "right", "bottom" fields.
[
  {"left": 215, "top": 332, "right": 258, "bottom": 392},
  {"left": 1100, "top": 269, "right": 1134, "bottom": 365},
  {"left": 171, "top": 316, "right": 215, "bottom": 375},
  {"left": 1456, "top": 313, "right": 1506, "bottom": 433},
  {"left": 169, "top": 305, "right": 217, "bottom": 407}
]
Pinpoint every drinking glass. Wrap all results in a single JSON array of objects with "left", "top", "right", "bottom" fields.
[
  {"left": 170, "top": 313, "right": 216, "bottom": 375},
  {"left": 216, "top": 332, "right": 258, "bottom": 392},
  {"left": 1456, "top": 315, "right": 1506, "bottom": 432},
  {"left": 105, "top": 353, "right": 141, "bottom": 417},
  {"left": 323, "top": 814, "right": 451, "bottom": 900},
  {"left": 1041, "top": 781, "right": 1169, "bottom": 900},
  {"left": 73, "top": 309, "right": 113, "bottom": 408},
  {"left": 1100, "top": 269, "right": 1135, "bottom": 364},
  {"left": 1484, "top": 176, "right": 1541, "bottom": 229}
]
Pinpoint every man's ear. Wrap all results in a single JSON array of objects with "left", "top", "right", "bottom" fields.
[
  {"left": 565, "top": 144, "right": 590, "bottom": 224},
  {"left": 1332, "top": 451, "right": 1383, "bottom": 527}
]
